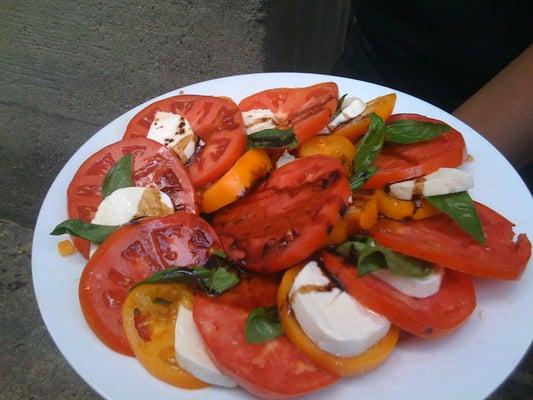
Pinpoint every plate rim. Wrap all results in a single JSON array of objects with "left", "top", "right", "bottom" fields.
[{"left": 32, "top": 72, "right": 533, "bottom": 400}]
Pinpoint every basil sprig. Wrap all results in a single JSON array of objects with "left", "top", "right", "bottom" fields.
[
  {"left": 245, "top": 306, "right": 283, "bottom": 344},
  {"left": 247, "top": 128, "right": 298, "bottom": 149},
  {"left": 133, "top": 253, "right": 240, "bottom": 295},
  {"left": 51, "top": 219, "right": 119, "bottom": 243},
  {"left": 102, "top": 154, "right": 134, "bottom": 198},
  {"left": 384, "top": 120, "right": 450, "bottom": 144},
  {"left": 336, "top": 238, "right": 433, "bottom": 278},
  {"left": 350, "top": 113, "right": 385, "bottom": 189},
  {"left": 332, "top": 93, "right": 348, "bottom": 119},
  {"left": 426, "top": 191, "right": 485, "bottom": 243}
]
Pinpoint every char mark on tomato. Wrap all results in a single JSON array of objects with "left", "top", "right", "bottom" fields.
[
  {"left": 364, "top": 114, "right": 467, "bottom": 189},
  {"left": 212, "top": 156, "right": 351, "bottom": 273},
  {"left": 78, "top": 212, "right": 219, "bottom": 355},
  {"left": 321, "top": 251, "right": 476, "bottom": 339},
  {"left": 193, "top": 277, "right": 338, "bottom": 398},
  {"left": 123, "top": 95, "right": 247, "bottom": 188},
  {"left": 370, "top": 202, "right": 531, "bottom": 280},
  {"left": 67, "top": 138, "right": 198, "bottom": 258}
]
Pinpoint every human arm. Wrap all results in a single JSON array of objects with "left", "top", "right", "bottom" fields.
[{"left": 454, "top": 44, "right": 533, "bottom": 168}]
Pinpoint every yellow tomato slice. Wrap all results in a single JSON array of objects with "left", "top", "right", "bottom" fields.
[
  {"left": 334, "top": 93, "right": 397, "bottom": 142},
  {"left": 376, "top": 189, "right": 442, "bottom": 220},
  {"left": 201, "top": 148, "right": 272, "bottom": 213},
  {"left": 122, "top": 284, "right": 208, "bottom": 389},
  {"left": 326, "top": 191, "right": 378, "bottom": 244},
  {"left": 412, "top": 200, "right": 441, "bottom": 220},
  {"left": 278, "top": 266, "right": 399, "bottom": 377},
  {"left": 298, "top": 135, "right": 356, "bottom": 174},
  {"left": 376, "top": 189, "right": 415, "bottom": 220}
]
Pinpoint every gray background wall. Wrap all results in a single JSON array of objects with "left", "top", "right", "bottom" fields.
[{"left": 0, "top": 1, "right": 530, "bottom": 399}]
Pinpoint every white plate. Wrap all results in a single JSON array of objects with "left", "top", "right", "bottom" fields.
[{"left": 32, "top": 73, "right": 533, "bottom": 400}]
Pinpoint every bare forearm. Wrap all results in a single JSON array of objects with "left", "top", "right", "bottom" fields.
[{"left": 454, "top": 44, "right": 533, "bottom": 167}]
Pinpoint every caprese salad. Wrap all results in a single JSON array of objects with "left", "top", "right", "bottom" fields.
[{"left": 51, "top": 82, "right": 531, "bottom": 399}]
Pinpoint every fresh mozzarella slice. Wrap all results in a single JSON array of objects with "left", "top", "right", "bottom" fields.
[
  {"left": 242, "top": 109, "right": 278, "bottom": 135},
  {"left": 389, "top": 168, "right": 474, "bottom": 200},
  {"left": 289, "top": 261, "right": 390, "bottom": 357},
  {"left": 92, "top": 187, "right": 173, "bottom": 226},
  {"left": 326, "top": 97, "right": 366, "bottom": 132},
  {"left": 147, "top": 111, "right": 197, "bottom": 163},
  {"left": 372, "top": 267, "right": 444, "bottom": 298},
  {"left": 89, "top": 187, "right": 174, "bottom": 257},
  {"left": 175, "top": 303, "right": 236, "bottom": 388},
  {"left": 275, "top": 151, "right": 296, "bottom": 168}
]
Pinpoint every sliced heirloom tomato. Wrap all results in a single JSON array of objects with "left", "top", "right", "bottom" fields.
[
  {"left": 123, "top": 95, "right": 246, "bottom": 188},
  {"left": 239, "top": 82, "right": 338, "bottom": 143},
  {"left": 364, "top": 114, "right": 467, "bottom": 189},
  {"left": 278, "top": 265, "right": 399, "bottom": 376},
  {"left": 79, "top": 212, "right": 219, "bottom": 355},
  {"left": 212, "top": 156, "right": 351, "bottom": 273},
  {"left": 67, "top": 137, "right": 198, "bottom": 258},
  {"left": 193, "top": 276, "right": 339, "bottom": 399},
  {"left": 322, "top": 252, "right": 476, "bottom": 339},
  {"left": 122, "top": 283, "right": 207, "bottom": 389},
  {"left": 370, "top": 202, "right": 532, "bottom": 280}
]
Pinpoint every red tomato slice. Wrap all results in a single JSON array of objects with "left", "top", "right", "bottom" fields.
[
  {"left": 193, "top": 277, "right": 338, "bottom": 398},
  {"left": 67, "top": 138, "right": 198, "bottom": 258},
  {"left": 370, "top": 202, "right": 531, "bottom": 280},
  {"left": 239, "top": 82, "right": 339, "bottom": 142},
  {"left": 123, "top": 95, "right": 246, "bottom": 188},
  {"left": 322, "top": 252, "right": 476, "bottom": 339},
  {"left": 79, "top": 212, "right": 220, "bottom": 355},
  {"left": 212, "top": 156, "right": 351, "bottom": 273},
  {"left": 364, "top": 114, "right": 467, "bottom": 189}
]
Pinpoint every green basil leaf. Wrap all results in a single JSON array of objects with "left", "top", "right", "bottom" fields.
[
  {"left": 332, "top": 94, "right": 348, "bottom": 119},
  {"left": 353, "top": 113, "right": 385, "bottom": 173},
  {"left": 209, "top": 248, "right": 229, "bottom": 259},
  {"left": 133, "top": 267, "right": 211, "bottom": 288},
  {"left": 350, "top": 165, "right": 378, "bottom": 190},
  {"left": 247, "top": 128, "right": 298, "bottom": 149},
  {"left": 245, "top": 306, "right": 283, "bottom": 344},
  {"left": 384, "top": 120, "right": 450, "bottom": 144},
  {"left": 426, "top": 191, "right": 485, "bottom": 244},
  {"left": 201, "top": 267, "right": 240, "bottom": 294},
  {"left": 133, "top": 264, "right": 239, "bottom": 295},
  {"left": 102, "top": 154, "right": 134, "bottom": 198},
  {"left": 50, "top": 219, "right": 119, "bottom": 243},
  {"left": 336, "top": 240, "right": 433, "bottom": 278}
]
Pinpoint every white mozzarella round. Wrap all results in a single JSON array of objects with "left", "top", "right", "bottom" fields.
[
  {"left": 147, "top": 111, "right": 197, "bottom": 163},
  {"left": 372, "top": 267, "right": 444, "bottom": 298},
  {"left": 89, "top": 187, "right": 173, "bottom": 257},
  {"left": 275, "top": 151, "right": 296, "bottom": 168},
  {"left": 91, "top": 187, "right": 173, "bottom": 226},
  {"left": 175, "top": 304, "right": 236, "bottom": 388},
  {"left": 290, "top": 261, "right": 390, "bottom": 357},
  {"left": 389, "top": 168, "right": 474, "bottom": 200},
  {"left": 326, "top": 97, "right": 366, "bottom": 131},
  {"left": 242, "top": 108, "right": 278, "bottom": 135}
]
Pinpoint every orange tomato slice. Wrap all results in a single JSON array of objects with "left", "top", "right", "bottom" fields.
[
  {"left": 334, "top": 93, "right": 397, "bottom": 142},
  {"left": 278, "top": 265, "right": 399, "bottom": 377},
  {"left": 299, "top": 135, "right": 356, "bottom": 174},
  {"left": 201, "top": 148, "right": 272, "bottom": 213}
]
